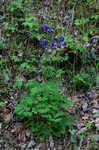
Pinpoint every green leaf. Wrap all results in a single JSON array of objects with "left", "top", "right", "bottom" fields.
[
  {"left": 91, "top": 50, "right": 96, "bottom": 59},
  {"left": 0, "top": 102, "right": 4, "bottom": 107}
]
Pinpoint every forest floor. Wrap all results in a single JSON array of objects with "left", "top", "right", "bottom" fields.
[
  {"left": 0, "top": 1, "right": 99, "bottom": 150},
  {"left": 0, "top": 87, "right": 99, "bottom": 150}
]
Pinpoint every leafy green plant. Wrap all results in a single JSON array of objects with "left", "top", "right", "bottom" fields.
[
  {"left": 39, "top": 65, "right": 65, "bottom": 80},
  {"left": 70, "top": 73, "right": 93, "bottom": 89},
  {"left": 0, "top": 39, "right": 6, "bottom": 49},
  {"left": 3, "top": 0, "right": 24, "bottom": 35},
  {"left": 15, "top": 80, "right": 74, "bottom": 139},
  {"left": 13, "top": 76, "right": 23, "bottom": 89},
  {"left": 69, "top": 129, "right": 76, "bottom": 135},
  {"left": 39, "top": 66, "right": 56, "bottom": 79},
  {"left": 3, "top": 0, "right": 43, "bottom": 47},
  {"left": 85, "top": 122, "right": 93, "bottom": 130},
  {"left": 0, "top": 102, "right": 4, "bottom": 107},
  {"left": 74, "top": 17, "right": 89, "bottom": 34},
  {"left": 78, "top": 134, "right": 85, "bottom": 140},
  {"left": 91, "top": 134, "right": 99, "bottom": 142},
  {"left": 23, "top": 13, "right": 44, "bottom": 41}
]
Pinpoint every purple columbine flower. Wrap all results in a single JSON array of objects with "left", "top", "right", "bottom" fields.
[
  {"left": 63, "top": 41, "right": 67, "bottom": 46},
  {"left": 56, "top": 43, "right": 61, "bottom": 48},
  {"left": 42, "top": 25, "right": 49, "bottom": 31},
  {"left": 48, "top": 27, "right": 54, "bottom": 33},
  {"left": 59, "top": 36, "right": 64, "bottom": 42},
  {"left": 51, "top": 40, "right": 56, "bottom": 47},
  {"left": 40, "top": 40, "right": 48, "bottom": 46}
]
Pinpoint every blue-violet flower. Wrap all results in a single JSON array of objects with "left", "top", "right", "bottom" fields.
[
  {"left": 42, "top": 25, "right": 49, "bottom": 31},
  {"left": 51, "top": 40, "right": 56, "bottom": 47},
  {"left": 40, "top": 40, "right": 48, "bottom": 46},
  {"left": 48, "top": 27, "right": 54, "bottom": 33},
  {"left": 57, "top": 43, "right": 61, "bottom": 48},
  {"left": 63, "top": 41, "right": 67, "bottom": 46},
  {"left": 59, "top": 36, "right": 64, "bottom": 42}
]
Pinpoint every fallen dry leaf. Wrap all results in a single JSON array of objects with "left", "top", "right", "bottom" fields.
[{"left": 4, "top": 113, "right": 13, "bottom": 123}]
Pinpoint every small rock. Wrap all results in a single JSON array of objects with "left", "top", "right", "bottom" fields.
[
  {"left": 18, "top": 52, "right": 23, "bottom": 57},
  {"left": 62, "top": 16, "right": 69, "bottom": 25},
  {"left": 20, "top": 143, "right": 27, "bottom": 149},
  {"left": 36, "top": 75, "right": 42, "bottom": 82},
  {"left": 86, "top": 90, "right": 96, "bottom": 100},
  {"left": 25, "top": 129, "right": 31, "bottom": 138},
  {"left": 4, "top": 113, "right": 12, "bottom": 123},
  {"left": 92, "top": 109, "right": 99, "bottom": 114},
  {"left": 91, "top": 38, "right": 98, "bottom": 48},
  {"left": 76, "top": 127, "right": 87, "bottom": 136},
  {"left": 49, "top": 135, "right": 54, "bottom": 149},
  {"left": 27, "top": 140, "right": 36, "bottom": 148},
  {"left": 82, "top": 103, "right": 88, "bottom": 112},
  {"left": 58, "top": 145, "right": 63, "bottom": 150},
  {"left": 95, "top": 118, "right": 99, "bottom": 123}
]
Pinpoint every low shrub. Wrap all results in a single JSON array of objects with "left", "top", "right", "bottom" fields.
[{"left": 15, "top": 80, "right": 74, "bottom": 139}]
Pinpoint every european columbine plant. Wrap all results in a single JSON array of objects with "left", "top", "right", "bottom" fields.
[
  {"left": 15, "top": 80, "right": 74, "bottom": 139},
  {"left": 41, "top": 24, "right": 67, "bottom": 50}
]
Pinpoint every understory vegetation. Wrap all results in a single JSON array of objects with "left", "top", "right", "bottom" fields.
[{"left": 0, "top": 0, "right": 99, "bottom": 149}]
